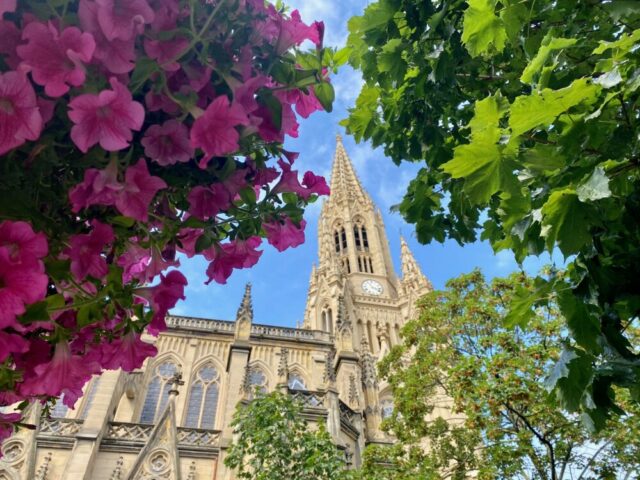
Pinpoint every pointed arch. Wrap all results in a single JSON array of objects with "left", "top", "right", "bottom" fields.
[
  {"left": 139, "top": 355, "right": 182, "bottom": 424},
  {"left": 287, "top": 365, "right": 310, "bottom": 391},
  {"left": 184, "top": 361, "right": 221, "bottom": 429},
  {"left": 246, "top": 360, "right": 273, "bottom": 397}
]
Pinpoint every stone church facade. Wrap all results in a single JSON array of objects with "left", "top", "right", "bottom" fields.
[{"left": 0, "top": 137, "right": 433, "bottom": 480}]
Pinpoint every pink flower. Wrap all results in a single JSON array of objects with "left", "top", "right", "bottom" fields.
[
  {"left": 116, "top": 242, "right": 151, "bottom": 283},
  {"left": 68, "top": 160, "right": 120, "bottom": 212},
  {"left": 100, "top": 331, "right": 157, "bottom": 371},
  {"left": 0, "top": 331, "right": 29, "bottom": 363},
  {"left": 176, "top": 228, "right": 204, "bottom": 258},
  {"left": 0, "top": 220, "right": 48, "bottom": 265},
  {"left": 114, "top": 159, "right": 167, "bottom": 221},
  {"left": 0, "top": 249, "right": 48, "bottom": 329},
  {"left": 272, "top": 162, "right": 330, "bottom": 200},
  {"left": 78, "top": 0, "right": 135, "bottom": 74},
  {"left": 68, "top": 77, "right": 144, "bottom": 153},
  {"left": 302, "top": 171, "right": 330, "bottom": 196},
  {"left": 190, "top": 96, "right": 249, "bottom": 168},
  {"left": 286, "top": 87, "right": 323, "bottom": 118},
  {"left": 187, "top": 184, "right": 230, "bottom": 220},
  {"left": 19, "top": 341, "right": 98, "bottom": 399},
  {"left": 275, "top": 10, "right": 321, "bottom": 53},
  {"left": 0, "top": 20, "right": 21, "bottom": 70},
  {"left": 144, "top": 37, "right": 189, "bottom": 71},
  {"left": 0, "top": 0, "right": 15, "bottom": 17},
  {"left": 66, "top": 220, "right": 114, "bottom": 281},
  {"left": 205, "top": 236, "right": 262, "bottom": 284},
  {"left": 0, "top": 412, "right": 21, "bottom": 450},
  {"left": 95, "top": 0, "right": 154, "bottom": 41},
  {"left": 264, "top": 217, "right": 306, "bottom": 252},
  {"left": 17, "top": 22, "right": 96, "bottom": 97},
  {"left": 135, "top": 270, "right": 187, "bottom": 335},
  {"left": 141, "top": 119, "right": 194, "bottom": 166},
  {"left": 0, "top": 71, "right": 43, "bottom": 156}
]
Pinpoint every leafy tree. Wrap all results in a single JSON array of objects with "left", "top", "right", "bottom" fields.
[
  {"left": 224, "top": 391, "right": 349, "bottom": 480},
  {"left": 369, "top": 271, "right": 640, "bottom": 480},
  {"left": 342, "top": 0, "right": 640, "bottom": 422}
]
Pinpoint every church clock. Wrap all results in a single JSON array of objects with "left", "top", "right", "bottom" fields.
[{"left": 362, "top": 279, "right": 383, "bottom": 296}]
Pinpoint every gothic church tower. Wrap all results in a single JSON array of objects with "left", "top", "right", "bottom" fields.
[{"left": 304, "top": 135, "right": 432, "bottom": 439}]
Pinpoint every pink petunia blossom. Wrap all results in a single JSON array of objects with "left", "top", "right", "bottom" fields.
[
  {"left": 114, "top": 159, "right": 167, "bottom": 222},
  {"left": 0, "top": 0, "right": 15, "bottom": 17},
  {"left": 0, "top": 331, "right": 29, "bottom": 363},
  {"left": 275, "top": 9, "right": 321, "bottom": 53},
  {"left": 17, "top": 22, "right": 96, "bottom": 97},
  {"left": 117, "top": 242, "right": 178, "bottom": 283},
  {"left": 78, "top": 0, "right": 135, "bottom": 74},
  {"left": 149, "top": 0, "right": 181, "bottom": 32},
  {"left": 0, "top": 249, "right": 48, "bottom": 329},
  {"left": 264, "top": 217, "right": 306, "bottom": 252},
  {"left": 204, "top": 236, "right": 263, "bottom": 285},
  {"left": 135, "top": 270, "right": 187, "bottom": 335},
  {"left": 141, "top": 119, "right": 194, "bottom": 166},
  {"left": 176, "top": 228, "right": 204, "bottom": 258},
  {"left": 18, "top": 341, "right": 99, "bottom": 399},
  {"left": 302, "top": 171, "right": 330, "bottom": 196},
  {"left": 99, "top": 331, "right": 157, "bottom": 371},
  {"left": 272, "top": 161, "right": 330, "bottom": 200},
  {"left": 187, "top": 184, "right": 230, "bottom": 220},
  {"left": 68, "top": 77, "right": 144, "bottom": 153},
  {"left": 65, "top": 220, "right": 114, "bottom": 281},
  {"left": 144, "top": 37, "right": 189, "bottom": 72},
  {"left": 0, "top": 220, "right": 48, "bottom": 265},
  {"left": 0, "top": 412, "right": 21, "bottom": 451},
  {"left": 190, "top": 95, "right": 249, "bottom": 168},
  {"left": 286, "top": 87, "right": 323, "bottom": 119},
  {"left": 0, "top": 20, "right": 21, "bottom": 69},
  {"left": 95, "top": 0, "right": 154, "bottom": 41},
  {"left": 0, "top": 71, "right": 43, "bottom": 156},
  {"left": 68, "top": 160, "right": 120, "bottom": 212}
]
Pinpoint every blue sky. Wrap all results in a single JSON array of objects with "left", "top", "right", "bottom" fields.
[{"left": 170, "top": 0, "right": 558, "bottom": 326}]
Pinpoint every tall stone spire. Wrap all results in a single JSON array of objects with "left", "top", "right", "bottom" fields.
[
  {"left": 400, "top": 236, "right": 432, "bottom": 293},
  {"left": 235, "top": 283, "right": 253, "bottom": 340},
  {"left": 329, "top": 134, "right": 370, "bottom": 205}
]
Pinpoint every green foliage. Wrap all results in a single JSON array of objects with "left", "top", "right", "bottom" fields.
[
  {"left": 373, "top": 271, "right": 640, "bottom": 480},
  {"left": 343, "top": 0, "right": 640, "bottom": 423},
  {"left": 224, "top": 391, "right": 348, "bottom": 480}
]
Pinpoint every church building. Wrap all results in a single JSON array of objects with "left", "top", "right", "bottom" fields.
[{"left": 0, "top": 136, "right": 433, "bottom": 480}]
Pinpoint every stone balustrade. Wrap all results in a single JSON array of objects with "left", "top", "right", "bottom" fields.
[{"left": 166, "top": 315, "right": 332, "bottom": 343}]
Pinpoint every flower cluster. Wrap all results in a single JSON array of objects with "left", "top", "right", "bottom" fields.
[{"left": 0, "top": 0, "right": 338, "bottom": 448}]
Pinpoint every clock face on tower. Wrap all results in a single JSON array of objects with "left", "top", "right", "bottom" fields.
[{"left": 362, "top": 279, "right": 383, "bottom": 296}]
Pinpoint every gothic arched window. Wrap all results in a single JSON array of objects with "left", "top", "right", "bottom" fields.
[
  {"left": 140, "top": 360, "right": 179, "bottom": 424},
  {"left": 380, "top": 399, "right": 394, "bottom": 419},
  {"left": 354, "top": 226, "right": 361, "bottom": 249},
  {"left": 51, "top": 396, "right": 69, "bottom": 418},
  {"left": 341, "top": 227, "right": 347, "bottom": 249},
  {"left": 334, "top": 231, "right": 340, "bottom": 253},
  {"left": 79, "top": 376, "right": 100, "bottom": 420},
  {"left": 246, "top": 367, "right": 268, "bottom": 399},
  {"left": 361, "top": 226, "right": 369, "bottom": 249},
  {"left": 185, "top": 364, "right": 220, "bottom": 429},
  {"left": 288, "top": 373, "right": 306, "bottom": 390}
]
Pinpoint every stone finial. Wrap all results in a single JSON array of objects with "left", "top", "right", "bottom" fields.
[
  {"left": 359, "top": 337, "right": 378, "bottom": 388},
  {"left": 241, "top": 364, "right": 252, "bottom": 398},
  {"left": 399, "top": 236, "right": 432, "bottom": 293},
  {"left": 110, "top": 456, "right": 124, "bottom": 480},
  {"left": 35, "top": 452, "right": 52, "bottom": 480},
  {"left": 235, "top": 283, "right": 253, "bottom": 340},
  {"left": 168, "top": 372, "right": 184, "bottom": 396},
  {"left": 276, "top": 347, "right": 289, "bottom": 385},
  {"left": 323, "top": 347, "right": 337, "bottom": 386}
]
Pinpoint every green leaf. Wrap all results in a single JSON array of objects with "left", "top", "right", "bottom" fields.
[
  {"left": 239, "top": 186, "right": 257, "bottom": 205},
  {"left": 547, "top": 347, "right": 594, "bottom": 411},
  {"left": 510, "top": 78, "right": 601, "bottom": 137},
  {"left": 20, "top": 301, "right": 50, "bottom": 323},
  {"left": 593, "top": 28, "right": 640, "bottom": 55},
  {"left": 130, "top": 57, "right": 160, "bottom": 89},
  {"left": 503, "top": 286, "right": 535, "bottom": 328},
  {"left": 557, "top": 290, "right": 602, "bottom": 353},
  {"left": 540, "top": 188, "right": 593, "bottom": 256},
  {"left": 442, "top": 95, "right": 516, "bottom": 203},
  {"left": 333, "top": 47, "right": 352, "bottom": 67},
  {"left": 257, "top": 90, "right": 283, "bottom": 130},
  {"left": 378, "top": 38, "right": 406, "bottom": 80},
  {"left": 520, "top": 35, "right": 577, "bottom": 84},
  {"left": 576, "top": 167, "right": 612, "bottom": 202},
  {"left": 462, "top": 0, "right": 507, "bottom": 57},
  {"left": 314, "top": 82, "right": 335, "bottom": 113},
  {"left": 110, "top": 216, "right": 136, "bottom": 228}
]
